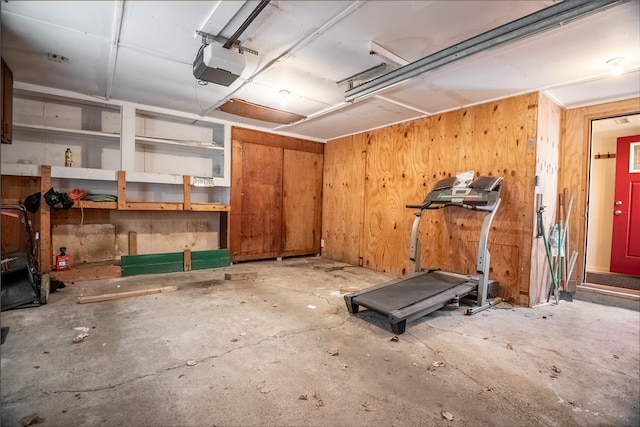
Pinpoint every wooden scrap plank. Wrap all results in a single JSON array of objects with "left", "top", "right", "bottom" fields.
[
  {"left": 224, "top": 271, "right": 257, "bottom": 280},
  {"left": 129, "top": 231, "right": 137, "bottom": 256},
  {"left": 77, "top": 286, "right": 178, "bottom": 304},
  {"left": 184, "top": 248, "right": 191, "bottom": 271}
]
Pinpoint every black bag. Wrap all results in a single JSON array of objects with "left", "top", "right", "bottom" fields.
[
  {"left": 43, "top": 188, "right": 74, "bottom": 210},
  {"left": 23, "top": 192, "right": 41, "bottom": 213}
]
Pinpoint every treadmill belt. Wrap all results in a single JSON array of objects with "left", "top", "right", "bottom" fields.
[{"left": 354, "top": 273, "right": 466, "bottom": 313}]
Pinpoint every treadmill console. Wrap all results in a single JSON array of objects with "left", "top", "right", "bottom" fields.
[{"left": 407, "top": 175, "right": 502, "bottom": 211}]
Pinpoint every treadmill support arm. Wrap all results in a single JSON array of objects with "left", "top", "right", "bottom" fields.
[
  {"left": 475, "top": 198, "right": 501, "bottom": 308},
  {"left": 409, "top": 211, "right": 423, "bottom": 272}
]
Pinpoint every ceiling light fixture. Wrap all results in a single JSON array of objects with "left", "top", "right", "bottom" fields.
[
  {"left": 607, "top": 57, "right": 624, "bottom": 76},
  {"left": 47, "top": 53, "right": 70, "bottom": 63},
  {"left": 279, "top": 89, "right": 290, "bottom": 107}
]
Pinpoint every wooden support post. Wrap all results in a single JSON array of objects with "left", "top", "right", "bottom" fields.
[
  {"left": 184, "top": 248, "right": 192, "bottom": 271},
  {"left": 39, "top": 165, "right": 51, "bottom": 273},
  {"left": 183, "top": 175, "right": 191, "bottom": 211},
  {"left": 117, "top": 170, "right": 127, "bottom": 210},
  {"left": 128, "top": 231, "right": 137, "bottom": 255}
]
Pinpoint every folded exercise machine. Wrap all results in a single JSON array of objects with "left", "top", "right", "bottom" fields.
[{"left": 344, "top": 175, "right": 502, "bottom": 334}]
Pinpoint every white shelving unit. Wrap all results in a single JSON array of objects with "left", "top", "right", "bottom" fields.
[{"left": 1, "top": 83, "right": 232, "bottom": 194}]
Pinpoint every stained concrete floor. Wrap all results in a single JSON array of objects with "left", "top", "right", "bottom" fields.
[{"left": 1, "top": 256, "right": 639, "bottom": 426}]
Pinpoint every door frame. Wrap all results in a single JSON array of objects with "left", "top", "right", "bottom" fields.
[
  {"left": 560, "top": 98, "right": 640, "bottom": 288},
  {"left": 586, "top": 123, "right": 640, "bottom": 278}
]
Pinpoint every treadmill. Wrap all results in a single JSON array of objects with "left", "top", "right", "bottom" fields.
[{"left": 344, "top": 175, "right": 502, "bottom": 334}]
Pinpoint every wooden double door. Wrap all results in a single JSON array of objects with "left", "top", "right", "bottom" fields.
[{"left": 230, "top": 128, "right": 323, "bottom": 261}]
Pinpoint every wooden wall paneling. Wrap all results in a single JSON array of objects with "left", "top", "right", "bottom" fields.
[
  {"left": 281, "top": 148, "right": 323, "bottom": 256},
  {"left": 52, "top": 223, "right": 117, "bottom": 263},
  {"left": 362, "top": 122, "right": 416, "bottom": 275},
  {"left": 231, "top": 127, "right": 324, "bottom": 262},
  {"left": 231, "top": 141, "right": 283, "bottom": 261},
  {"left": 560, "top": 97, "right": 640, "bottom": 287},
  {"left": 324, "top": 93, "right": 540, "bottom": 304},
  {"left": 51, "top": 208, "right": 110, "bottom": 226},
  {"left": 321, "top": 134, "right": 366, "bottom": 265},
  {"left": 232, "top": 127, "right": 323, "bottom": 154},
  {"left": 1, "top": 175, "right": 40, "bottom": 254},
  {"left": 529, "top": 93, "right": 562, "bottom": 305}
]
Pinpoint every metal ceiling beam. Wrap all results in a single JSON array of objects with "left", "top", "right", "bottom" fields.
[
  {"left": 105, "top": 0, "right": 125, "bottom": 100},
  {"left": 201, "top": 0, "right": 366, "bottom": 117},
  {"left": 345, "top": 0, "right": 629, "bottom": 102},
  {"left": 223, "top": 0, "right": 270, "bottom": 49}
]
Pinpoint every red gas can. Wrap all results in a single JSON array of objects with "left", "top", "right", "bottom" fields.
[{"left": 55, "top": 247, "right": 71, "bottom": 271}]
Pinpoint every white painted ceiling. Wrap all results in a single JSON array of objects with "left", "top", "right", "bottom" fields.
[{"left": 2, "top": 1, "right": 639, "bottom": 141}]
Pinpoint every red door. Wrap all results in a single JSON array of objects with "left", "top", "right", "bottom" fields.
[{"left": 610, "top": 134, "right": 640, "bottom": 276}]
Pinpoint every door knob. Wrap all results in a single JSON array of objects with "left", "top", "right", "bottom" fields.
[
  {"left": 614, "top": 210, "right": 623, "bottom": 216},
  {"left": 615, "top": 201, "right": 623, "bottom": 206}
]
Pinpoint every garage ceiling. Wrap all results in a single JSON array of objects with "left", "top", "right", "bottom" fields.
[{"left": 2, "top": 0, "right": 639, "bottom": 141}]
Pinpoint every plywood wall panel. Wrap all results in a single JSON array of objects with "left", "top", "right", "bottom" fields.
[
  {"left": 560, "top": 97, "right": 640, "bottom": 286},
  {"left": 282, "top": 149, "right": 323, "bottom": 255},
  {"left": 322, "top": 135, "right": 366, "bottom": 265},
  {"left": 362, "top": 122, "right": 418, "bottom": 275},
  {"left": 232, "top": 142, "right": 283, "bottom": 260},
  {"left": 324, "top": 93, "right": 541, "bottom": 304},
  {"left": 231, "top": 127, "right": 323, "bottom": 261},
  {"left": 1, "top": 175, "right": 40, "bottom": 254}
]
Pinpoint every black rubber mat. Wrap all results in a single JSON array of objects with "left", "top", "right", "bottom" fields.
[
  {"left": 586, "top": 272, "right": 640, "bottom": 291},
  {"left": 353, "top": 273, "right": 466, "bottom": 313}
]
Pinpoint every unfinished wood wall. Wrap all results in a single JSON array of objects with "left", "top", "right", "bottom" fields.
[
  {"left": 561, "top": 97, "right": 640, "bottom": 286},
  {"left": 230, "top": 127, "right": 323, "bottom": 261},
  {"left": 321, "top": 134, "right": 366, "bottom": 266},
  {"left": 323, "top": 93, "right": 545, "bottom": 305},
  {"left": 1, "top": 175, "right": 40, "bottom": 253}
]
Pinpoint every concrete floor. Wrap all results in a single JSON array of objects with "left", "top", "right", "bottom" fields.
[{"left": 1, "top": 256, "right": 639, "bottom": 426}]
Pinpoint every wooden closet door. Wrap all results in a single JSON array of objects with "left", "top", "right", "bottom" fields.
[
  {"left": 281, "top": 149, "right": 323, "bottom": 256},
  {"left": 230, "top": 141, "right": 283, "bottom": 261}
]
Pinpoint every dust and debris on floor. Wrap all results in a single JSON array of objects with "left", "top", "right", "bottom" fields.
[{"left": 1, "top": 256, "right": 639, "bottom": 426}]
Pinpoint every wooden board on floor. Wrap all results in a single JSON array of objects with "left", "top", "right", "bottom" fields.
[
  {"left": 77, "top": 286, "right": 178, "bottom": 304},
  {"left": 224, "top": 271, "right": 257, "bottom": 280}
]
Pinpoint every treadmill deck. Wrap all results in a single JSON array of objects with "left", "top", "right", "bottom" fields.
[
  {"left": 345, "top": 271, "right": 478, "bottom": 334},
  {"left": 353, "top": 272, "right": 465, "bottom": 313}
]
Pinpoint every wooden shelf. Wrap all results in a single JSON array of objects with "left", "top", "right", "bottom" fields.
[
  {"left": 136, "top": 135, "right": 224, "bottom": 152},
  {"left": 188, "top": 203, "right": 231, "bottom": 212},
  {"left": 124, "top": 202, "right": 183, "bottom": 211},
  {"left": 14, "top": 123, "right": 120, "bottom": 141},
  {"left": 72, "top": 200, "right": 230, "bottom": 212},
  {"left": 73, "top": 200, "right": 117, "bottom": 209}
]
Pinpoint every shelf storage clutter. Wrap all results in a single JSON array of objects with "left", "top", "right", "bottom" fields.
[{"left": 1, "top": 84, "right": 232, "bottom": 281}]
